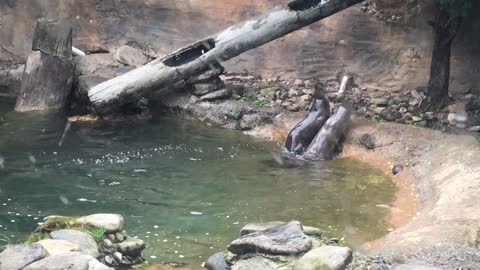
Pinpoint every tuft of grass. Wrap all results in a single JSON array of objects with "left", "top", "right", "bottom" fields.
[
  {"left": 240, "top": 93, "right": 267, "bottom": 107},
  {"left": 89, "top": 227, "right": 106, "bottom": 242}
]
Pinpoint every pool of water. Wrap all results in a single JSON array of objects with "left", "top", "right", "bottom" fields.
[{"left": 0, "top": 109, "right": 396, "bottom": 267}]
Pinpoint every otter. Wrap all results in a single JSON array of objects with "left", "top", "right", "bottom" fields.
[{"left": 283, "top": 91, "right": 330, "bottom": 156}]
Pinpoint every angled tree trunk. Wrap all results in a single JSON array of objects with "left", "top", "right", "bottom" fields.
[
  {"left": 423, "top": 5, "right": 462, "bottom": 111},
  {"left": 87, "top": 0, "right": 364, "bottom": 114}
]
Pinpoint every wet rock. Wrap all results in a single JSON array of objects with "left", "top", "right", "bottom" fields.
[
  {"left": 89, "top": 258, "right": 114, "bottom": 270},
  {"left": 0, "top": 244, "right": 47, "bottom": 270},
  {"left": 114, "top": 45, "right": 147, "bottom": 67},
  {"left": 295, "top": 246, "right": 352, "bottom": 270},
  {"left": 393, "top": 264, "right": 441, "bottom": 270},
  {"left": 359, "top": 134, "right": 375, "bottom": 150},
  {"left": 37, "top": 239, "right": 81, "bottom": 255},
  {"left": 200, "top": 88, "right": 233, "bottom": 101},
  {"left": 392, "top": 165, "right": 404, "bottom": 175},
  {"left": 50, "top": 229, "right": 99, "bottom": 258},
  {"left": 105, "top": 255, "right": 114, "bottom": 265},
  {"left": 193, "top": 78, "right": 225, "bottom": 95},
  {"left": 102, "top": 239, "right": 113, "bottom": 248},
  {"left": 228, "top": 221, "right": 312, "bottom": 256},
  {"left": 231, "top": 256, "right": 277, "bottom": 270},
  {"left": 113, "top": 252, "right": 123, "bottom": 262},
  {"left": 24, "top": 252, "right": 90, "bottom": 270},
  {"left": 115, "top": 232, "right": 124, "bottom": 242},
  {"left": 205, "top": 252, "right": 229, "bottom": 270},
  {"left": 113, "top": 238, "right": 145, "bottom": 256},
  {"left": 76, "top": 213, "right": 124, "bottom": 233}
]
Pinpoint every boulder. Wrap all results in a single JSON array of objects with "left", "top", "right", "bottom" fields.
[
  {"left": 294, "top": 246, "right": 352, "bottom": 270},
  {"left": 0, "top": 244, "right": 47, "bottom": 270},
  {"left": 200, "top": 88, "right": 233, "bottom": 101},
  {"left": 114, "top": 45, "right": 147, "bottom": 67},
  {"left": 37, "top": 239, "right": 81, "bottom": 255},
  {"left": 231, "top": 256, "right": 277, "bottom": 270},
  {"left": 228, "top": 221, "right": 312, "bottom": 256},
  {"left": 205, "top": 252, "right": 229, "bottom": 270},
  {"left": 112, "top": 238, "right": 145, "bottom": 256},
  {"left": 76, "top": 214, "right": 124, "bottom": 233},
  {"left": 23, "top": 252, "right": 109, "bottom": 270},
  {"left": 50, "top": 229, "right": 99, "bottom": 258}
]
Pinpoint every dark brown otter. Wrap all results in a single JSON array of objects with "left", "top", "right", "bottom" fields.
[{"left": 283, "top": 94, "right": 330, "bottom": 156}]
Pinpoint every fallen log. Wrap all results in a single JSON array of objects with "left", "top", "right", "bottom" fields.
[
  {"left": 303, "top": 106, "right": 351, "bottom": 161},
  {"left": 88, "top": 0, "right": 364, "bottom": 114},
  {"left": 15, "top": 19, "right": 74, "bottom": 112}
]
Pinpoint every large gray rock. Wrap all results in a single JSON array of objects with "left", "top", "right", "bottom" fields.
[
  {"left": 23, "top": 252, "right": 111, "bottom": 270},
  {"left": 50, "top": 229, "right": 99, "bottom": 258},
  {"left": 393, "top": 264, "right": 442, "bottom": 270},
  {"left": 205, "top": 252, "right": 229, "bottom": 270},
  {"left": 112, "top": 238, "right": 145, "bottom": 256},
  {"left": 76, "top": 214, "right": 124, "bottom": 233},
  {"left": 114, "top": 45, "right": 147, "bottom": 67},
  {"left": 228, "top": 221, "right": 312, "bottom": 256},
  {"left": 0, "top": 244, "right": 47, "bottom": 270},
  {"left": 294, "top": 246, "right": 352, "bottom": 270},
  {"left": 231, "top": 256, "right": 277, "bottom": 270},
  {"left": 37, "top": 239, "right": 81, "bottom": 256}
]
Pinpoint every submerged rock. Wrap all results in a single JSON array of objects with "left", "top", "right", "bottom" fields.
[
  {"left": 205, "top": 252, "right": 229, "bottom": 270},
  {"left": 228, "top": 221, "right": 312, "bottom": 256},
  {"left": 50, "top": 229, "right": 99, "bottom": 258},
  {"left": 76, "top": 213, "right": 124, "bottom": 233},
  {"left": 0, "top": 244, "right": 47, "bottom": 270},
  {"left": 295, "top": 246, "right": 352, "bottom": 270}
]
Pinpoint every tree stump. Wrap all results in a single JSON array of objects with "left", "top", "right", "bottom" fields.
[{"left": 15, "top": 19, "right": 73, "bottom": 112}]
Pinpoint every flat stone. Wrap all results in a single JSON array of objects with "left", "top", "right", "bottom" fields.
[
  {"left": 50, "top": 229, "right": 99, "bottom": 258},
  {"left": 76, "top": 214, "right": 124, "bottom": 233},
  {"left": 114, "top": 45, "right": 147, "bottom": 67},
  {"left": 24, "top": 252, "right": 92, "bottom": 270},
  {"left": 393, "top": 264, "right": 442, "bottom": 270},
  {"left": 37, "top": 239, "right": 81, "bottom": 255},
  {"left": 228, "top": 221, "right": 312, "bottom": 256},
  {"left": 113, "top": 238, "right": 145, "bottom": 256},
  {"left": 0, "top": 244, "right": 47, "bottom": 270},
  {"left": 200, "top": 88, "right": 233, "bottom": 101},
  {"left": 205, "top": 252, "right": 229, "bottom": 270},
  {"left": 372, "top": 97, "right": 389, "bottom": 106},
  {"left": 240, "top": 221, "right": 285, "bottom": 236},
  {"left": 412, "top": 116, "right": 422, "bottom": 122},
  {"left": 303, "top": 226, "right": 322, "bottom": 237},
  {"left": 295, "top": 246, "right": 352, "bottom": 270}
]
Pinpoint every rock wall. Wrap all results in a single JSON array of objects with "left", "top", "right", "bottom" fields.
[{"left": 1, "top": 0, "right": 480, "bottom": 94}]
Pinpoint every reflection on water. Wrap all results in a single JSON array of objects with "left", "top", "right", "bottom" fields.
[{"left": 0, "top": 111, "right": 396, "bottom": 267}]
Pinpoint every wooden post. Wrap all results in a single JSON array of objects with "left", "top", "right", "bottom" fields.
[
  {"left": 88, "top": 0, "right": 364, "bottom": 114},
  {"left": 15, "top": 19, "right": 74, "bottom": 112},
  {"left": 303, "top": 106, "right": 351, "bottom": 161}
]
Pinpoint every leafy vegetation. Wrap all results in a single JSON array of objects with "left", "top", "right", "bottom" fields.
[
  {"left": 89, "top": 227, "right": 106, "bottom": 242},
  {"left": 239, "top": 93, "right": 267, "bottom": 107}
]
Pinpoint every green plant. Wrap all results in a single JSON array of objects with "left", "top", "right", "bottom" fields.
[
  {"left": 67, "top": 219, "right": 77, "bottom": 227},
  {"left": 89, "top": 227, "right": 106, "bottom": 241},
  {"left": 240, "top": 93, "right": 267, "bottom": 107}
]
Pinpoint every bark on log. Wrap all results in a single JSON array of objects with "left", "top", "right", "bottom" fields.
[
  {"left": 15, "top": 19, "right": 73, "bottom": 112},
  {"left": 88, "top": 0, "right": 364, "bottom": 114},
  {"left": 303, "top": 106, "right": 351, "bottom": 161}
]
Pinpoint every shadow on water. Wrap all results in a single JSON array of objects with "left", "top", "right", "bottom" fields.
[{"left": 0, "top": 109, "right": 397, "bottom": 267}]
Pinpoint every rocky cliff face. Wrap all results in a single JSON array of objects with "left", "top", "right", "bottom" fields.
[{"left": 0, "top": 0, "right": 479, "bottom": 94}]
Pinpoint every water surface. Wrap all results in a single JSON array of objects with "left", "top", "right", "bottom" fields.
[{"left": 0, "top": 110, "right": 396, "bottom": 267}]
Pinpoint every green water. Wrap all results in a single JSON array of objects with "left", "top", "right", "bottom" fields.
[{"left": 0, "top": 109, "right": 396, "bottom": 267}]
